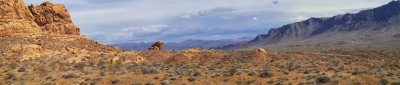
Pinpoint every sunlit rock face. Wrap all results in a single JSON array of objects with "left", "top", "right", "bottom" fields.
[
  {"left": 0, "top": 0, "right": 80, "bottom": 36},
  {"left": 0, "top": 0, "right": 41, "bottom": 36},
  {"left": 28, "top": 1, "right": 80, "bottom": 35}
]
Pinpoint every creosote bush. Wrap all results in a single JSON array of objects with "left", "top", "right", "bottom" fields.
[
  {"left": 316, "top": 76, "right": 330, "bottom": 83},
  {"left": 260, "top": 71, "right": 273, "bottom": 78},
  {"left": 141, "top": 67, "right": 160, "bottom": 74}
]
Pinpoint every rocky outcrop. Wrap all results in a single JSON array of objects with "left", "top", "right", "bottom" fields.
[
  {"left": 0, "top": 0, "right": 143, "bottom": 64},
  {"left": 0, "top": 0, "right": 42, "bottom": 36},
  {"left": 28, "top": 1, "right": 80, "bottom": 35},
  {"left": 0, "top": 0, "right": 79, "bottom": 36},
  {"left": 257, "top": 48, "right": 266, "bottom": 53},
  {"left": 148, "top": 40, "right": 164, "bottom": 50}
]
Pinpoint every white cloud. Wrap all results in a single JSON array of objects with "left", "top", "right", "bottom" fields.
[
  {"left": 180, "top": 7, "right": 235, "bottom": 19},
  {"left": 252, "top": 17, "right": 258, "bottom": 21},
  {"left": 289, "top": 16, "right": 308, "bottom": 22},
  {"left": 181, "top": 15, "right": 192, "bottom": 19},
  {"left": 122, "top": 25, "right": 168, "bottom": 34}
]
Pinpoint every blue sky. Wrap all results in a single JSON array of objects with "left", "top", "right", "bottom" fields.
[{"left": 24, "top": 0, "right": 392, "bottom": 44}]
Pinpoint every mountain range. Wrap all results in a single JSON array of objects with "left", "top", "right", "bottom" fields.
[
  {"left": 217, "top": 1, "right": 400, "bottom": 51},
  {"left": 111, "top": 38, "right": 251, "bottom": 50}
]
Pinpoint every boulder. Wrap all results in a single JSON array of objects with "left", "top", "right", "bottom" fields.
[
  {"left": 257, "top": 48, "right": 267, "bottom": 53},
  {"left": 148, "top": 40, "right": 164, "bottom": 50}
]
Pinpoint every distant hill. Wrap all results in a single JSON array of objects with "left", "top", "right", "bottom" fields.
[
  {"left": 217, "top": 1, "right": 400, "bottom": 51},
  {"left": 111, "top": 39, "right": 249, "bottom": 50}
]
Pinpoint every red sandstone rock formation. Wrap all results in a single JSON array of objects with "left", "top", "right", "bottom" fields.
[
  {"left": 0, "top": 0, "right": 80, "bottom": 36},
  {"left": 0, "top": 0, "right": 41, "bottom": 36},
  {"left": 28, "top": 1, "right": 80, "bottom": 35},
  {"left": 148, "top": 40, "right": 164, "bottom": 50}
]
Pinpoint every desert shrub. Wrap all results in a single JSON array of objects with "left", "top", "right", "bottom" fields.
[
  {"left": 379, "top": 78, "right": 389, "bottom": 85},
  {"left": 167, "top": 67, "right": 175, "bottom": 73},
  {"left": 387, "top": 71, "right": 395, "bottom": 77},
  {"left": 235, "top": 79, "right": 256, "bottom": 85},
  {"left": 169, "top": 76, "right": 177, "bottom": 80},
  {"left": 267, "top": 80, "right": 274, "bottom": 84},
  {"left": 283, "top": 54, "right": 291, "bottom": 60},
  {"left": 227, "top": 68, "right": 238, "bottom": 76},
  {"left": 211, "top": 73, "right": 221, "bottom": 78},
  {"left": 83, "top": 76, "right": 92, "bottom": 81},
  {"left": 97, "top": 59, "right": 108, "bottom": 67},
  {"left": 247, "top": 70, "right": 256, "bottom": 76},
  {"left": 223, "top": 78, "right": 230, "bottom": 82},
  {"left": 0, "top": 62, "right": 4, "bottom": 68},
  {"left": 145, "top": 82, "right": 155, "bottom": 85},
  {"left": 110, "top": 60, "right": 123, "bottom": 74},
  {"left": 192, "top": 69, "right": 202, "bottom": 76},
  {"left": 45, "top": 76, "right": 56, "bottom": 81},
  {"left": 35, "top": 64, "right": 48, "bottom": 76},
  {"left": 303, "top": 69, "right": 311, "bottom": 74},
  {"left": 141, "top": 67, "right": 159, "bottom": 74},
  {"left": 187, "top": 76, "right": 196, "bottom": 82},
  {"left": 57, "top": 62, "right": 70, "bottom": 71},
  {"left": 88, "top": 78, "right": 100, "bottom": 85},
  {"left": 306, "top": 80, "right": 315, "bottom": 84},
  {"left": 131, "top": 83, "right": 143, "bottom": 85},
  {"left": 392, "top": 81, "right": 400, "bottom": 85},
  {"left": 316, "top": 76, "right": 330, "bottom": 83},
  {"left": 152, "top": 62, "right": 162, "bottom": 67},
  {"left": 207, "top": 67, "right": 217, "bottom": 71},
  {"left": 82, "top": 66, "right": 93, "bottom": 74},
  {"left": 153, "top": 76, "right": 160, "bottom": 80},
  {"left": 329, "top": 66, "right": 340, "bottom": 73},
  {"left": 18, "top": 66, "right": 27, "bottom": 72},
  {"left": 99, "top": 70, "right": 106, "bottom": 76},
  {"left": 161, "top": 80, "right": 171, "bottom": 85},
  {"left": 111, "top": 77, "right": 121, "bottom": 84},
  {"left": 286, "top": 63, "right": 298, "bottom": 71},
  {"left": 9, "top": 62, "right": 18, "bottom": 70},
  {"left": 176, "top": 67, "right": 185, "bottom": 75},
  {"left": 42, "top": 80, "right": 56, "bottom": 85},
  {"left": 298, "top": 81, "right": 305, "bottom": 85},
  {"left": 260, "top": 71, "right": 273, "bottom": 78},
  {"left": 306, "top": 75, "right": 315, "bottom": 80},
  {"left": 246, "top": 80, "right": 256, "bottom": 85},
  {"left": 282, "top": 68, "right": 290, "bottom": 75},
  {"left": 4, "top": 72, "right": 15, "bottom": 80},
  {"left": 74, "top": 62, "right": 86, "bottom": 70},
  {"left": 62, "top": 73, "right": 80, "bottom": 79},
  {"left": 275, "top": 81, "right": 284, "bottom": 85},
  {"left": 352, "top": 69, "right": 365, "bottom": 75}
]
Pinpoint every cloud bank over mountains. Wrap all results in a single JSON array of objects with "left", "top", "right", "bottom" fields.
[{"left": 24, "top": 0, "right": 391, "bottom": 43}]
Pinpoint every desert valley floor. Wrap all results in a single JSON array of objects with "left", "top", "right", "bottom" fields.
[{"left": 1, "top": 46, "right": 399, "bottom": 85}]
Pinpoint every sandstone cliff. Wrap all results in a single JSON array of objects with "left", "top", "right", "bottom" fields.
[
  {"left": 28, "top": 1, "right": 80, "bottom": 35},
  {"left": 0, "top": 0, "right": 143, "bottom": 63},
  {"left": 0, "top": 0, "right": 80, "bottom": 36},
  {"left": 0, "top": 0, "right": 41, "bottom": 36}
]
